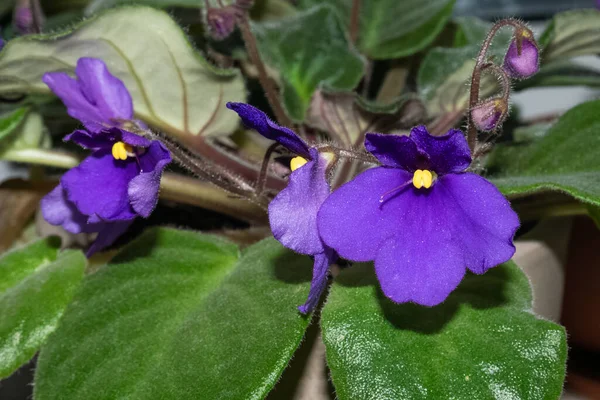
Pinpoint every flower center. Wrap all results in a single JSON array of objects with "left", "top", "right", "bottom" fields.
[
  {"left": 112, "top": 141, "right": 134, "bottom": 161},
  {"left": 412, "top": 169, "right": 437, "bottom": 189},
  {"left": 290, "top": 156, "right": 308, "bottom": 171}
]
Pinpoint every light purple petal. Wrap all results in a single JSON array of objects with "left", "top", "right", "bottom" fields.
[
  {"left": 410, "top": 126, "right": 472, "bottom": 174},
  {"left": 227, "top": 102, "right": 311, "bottom": 158},
  {"left": 128, "top": 141, "right": 171, "bottom": 218},
  {"left": 364, "top": 133, "right": 429, "bottom": 170},
  {"left": 41, "top": 185, "right": 100, "bottom": 234},
  {"left": 269, "top": 148, "right": 330, "bottom": 255},
  {"left": 504, "top": 38, "right": 539, "bottom": 79},
  {"left": 298, "top": 248, "right": 337, "bottom": 314},
  {"left": 61, "top": 151, "right": 138, "bottom": 221},
  {"left": 75, "top": 58, "right": 133, "bottom": 122},
  {"left": 436, "top": 173, "right": 519, "bottom": 274},
  {"left": 318, "top": 167, "right": 412, "bottom": 262},
  {"left": 86, "top": 220, "right": 134, "bottom": 257},
  {"left": 42, "top": 72, "right": 106, "bottom": 132}
]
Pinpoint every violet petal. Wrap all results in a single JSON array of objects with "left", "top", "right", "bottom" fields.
[
  {"left": 365, "top": 133, "right": 429, "bottom": 171},
  {"left": 269, "top": 148, "right": 330, "bottom": 255},
  {"left": 298, "top": 248, "right": 337, "bottom": 314},
  {"left": 61, "top": 151, "right": 138, "bottom": 221},
  {"left": 410, "top": 126, "right": 472, "bottom": 174},
  {"left": 227, "top": 102, "right": 311, "bottom": 158},
  {"left": 128, "top": 142, "right": 171, "bottom": 218},
  {"left": 41, "top": 185, "right": 100, "bottom": 234},
  {"left": 86, "top": 220, "right": 134, "bottom": 257}
]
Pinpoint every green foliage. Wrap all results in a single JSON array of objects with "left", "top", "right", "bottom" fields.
[
  {"left": 34, "top": 228, "right": 314, "bottom": 400},
  {"left": 0, "top": 238, "right": 86, "bottom": 378},
  {"left": 0, "top": 6, "right": 245, "bottom": 141},
  {"left": 517, "top": 61, "right": 600, "bottom": 90},
  {"left": 488, "top": 99, "right": 600, "bottom": 206},
  {"left": 253, "top": 5, "right": 365, "bottom": 121},
  {"left": 0, "top": 110, "right": 51, "bottom": 159},
  {"left": 0, "top": 107, "right": 28, "bottom": 143},
  {"left": 321, "top": 261, "right": 567, "bottom": 399},
  {"left": 541, "top": 9, "right": 600, "bottom": 61},
  {"left": 300, "top": 0, "right": 455, "bottom": 59}
]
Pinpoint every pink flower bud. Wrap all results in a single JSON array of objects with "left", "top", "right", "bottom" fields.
[
  {"left": 206, "top": 6, "right": 239, "bottom": 41},
  {"left": 470, "top": 98, "right": 507, "bottom": 132},
  {"left": 503, "top": 30, "right": 539, "bottom": 79},
  {"left": 13, "top": 0, "right": 44, "bottom": 35}
]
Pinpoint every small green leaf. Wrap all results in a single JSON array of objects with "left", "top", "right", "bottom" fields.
[
  {"left": 35, "top": 228, "right": 313, "bottom": 400},
  {"left": 0, "top": 110, "right": 51, "bottom": 160},
  {"left": 487, "top": 99, "right": 600, "bottom": 206},
  {"left": 321, "top": 261, "right": 567, "bottom": 399},
  {"left": 300, "top": 0, "right": 455, "bottom": 59},
  {"left": 0, "top": 237, "right": 86, "bottom": 378},
  {"left": 542, "top": 9, "right": 600, "bottom": 62},
  {"left": 417, "top": 17, "right": 512, "bottom": 117},
  {"left": 253, "top": 5, "right": 365, "bottom": 121},
  {"left": 0, "top": 107, "right": 28, "bottom": 143},
  {"left": 0, "top": 6, "right": 246, "bottom": 141}
]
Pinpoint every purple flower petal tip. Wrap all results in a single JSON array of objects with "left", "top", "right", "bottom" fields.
[
  {"left": 318, "top": 127, "right": 519, "bottom": 306},
  {"left": 504, "top": 37, "right": 539, "bottom": 79},
  {"left": 227, "top": 102, "right": 310, "bottom": 158},
  {"left": 298, "top": 249, "right": 337, "bottom": 314}
]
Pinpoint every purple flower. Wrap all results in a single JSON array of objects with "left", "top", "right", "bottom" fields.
[
  {"left": 227, "top": 102, "right": 336, "bottom": 313},
  {"left": 318, "top": 126, "right": 519, "bottom": 306},
  {"left": 470, "top": 98, "right": 507, "bottom": 132},
  {"left": 41, "top": 58, "right": 171, "bottom": 256},
  {"left": 504, "top": 31, "right": 539, "bottom": 79}
]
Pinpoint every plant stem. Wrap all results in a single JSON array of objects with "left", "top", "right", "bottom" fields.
[
  {"left": 237, "top": 12, "right": 293, "bottom": 127},
  {"left": 2, "top": 149, "right": 268, "bottom": 223},
  {"left": 349, "top": 0, "right": 361, "bottom": 44}
]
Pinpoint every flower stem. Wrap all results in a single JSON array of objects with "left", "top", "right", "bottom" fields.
[
  {"left": 1, "top": 149, "right": 268, "bottom": 223},
  {"left": 466, "top": 19, "right": 522, "bottom": 153},
  {"left": 237, "top": 12, "right": 293, "bottom": 127},
  {"left": 349, "top": 0, "right": 361, "bottom": 44}
]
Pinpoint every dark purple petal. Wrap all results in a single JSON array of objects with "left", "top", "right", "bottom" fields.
[
  {"left": 128, "top": 142, "right": 171, "bottom": 218},
  {"left": 436, "top": 173, "right": 519, "bottom": 274},
  {"left": 318, "top": 167, "right": 413, "bottom": 262},
  {"left": 227, "top": 102, "right": 310, "bottom": 158},
  {"left": 64, "top": 129, "right": 108, "bottom": 151},
  {"left": 61, "top": 151, "right": 138, "bottom": 221},
  {"left": 410, "top": 126, "right": 471, "bottom": 174},
  {"left": 119, "top": 129, "right": 152, "bottom": 148},
  {"left": 503, "top": 38, "right": 539, "bottom": 79},
  {"left": 41, "top": 185, "right": 101, "bottom": 234},
  {"left": 86, "top": 220, "right": 134, "bottom": 257},
  {"left": 298, "top": 248, "right": 337, "bottom": 314},
  {"left": 269, "top": 148, "right": 330, "bottom": 255},
  {"left": 365, "top": 133, "right": 429, "bottom": 171},
  {"left": 75, "top": 58, "right": 133, "bottom": 121}
]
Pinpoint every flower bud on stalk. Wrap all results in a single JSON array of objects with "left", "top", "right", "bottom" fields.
[
  {"left": 470, "top": 98, "right": 508, "bottom": 132},
  {"left": 13, "top": 0, "right": 45, "bottom": 34},
  {"left": 503, "top": 27, "right": 539, "bottom": 79},
  {"left": 205, "top": 6, "right": 239, "bottom": 40}
]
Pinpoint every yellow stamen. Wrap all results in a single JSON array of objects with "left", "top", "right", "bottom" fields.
[
  {"left": 111, "top": 141, "right": 133, "bottom": 161},
  {"left": 290, "top": 156, "right": 308, "bottom": 171},
  {"left": 412, "top": 169, "right": 435, "bottom": 189}
]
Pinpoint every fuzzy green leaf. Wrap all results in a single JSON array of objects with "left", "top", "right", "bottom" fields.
[
  {"left": 0, "top": 110, "right": 51, "bottom": 160},
  {"left": 0, "top": 238, "right": 86, "bottom": 378},
  {"left": 517, "top": 61, "right": 600, "bottom": 90},
  {"left": 542, "top": 9, "right": 600, "bottom": 62},
  {"left": 0, "top": 6, "right": 245, "bottom": 141},
  {"left": 487, "top": 99, "right": 600, "bottom": 206},
  {"left": 300, "top": 0, "right": 455, "bottom": 59},
  {"left": 34, "top": 228, "right": 313, "bottom": 400},
  {"left": 0, "top": 107, "right": 28, "bottom": 143},
  {"left": 321, "top": 261, "right": 567, "bottom": 399},
  {"left": 253, "top": 5, "right": 365, "bottom": 121}
]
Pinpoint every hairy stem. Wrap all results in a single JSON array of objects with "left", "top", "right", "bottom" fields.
[
  {"left": 237, "top": 12, "right": 293, "bottom": 127},
  {"left": 349, "top": 0, "right": 361, "bottom": 44}
]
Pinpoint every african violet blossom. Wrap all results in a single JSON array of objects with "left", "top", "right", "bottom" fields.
[
  {"left": 318, "top": 126, "right": 519, "bottom": 306},
  {"left": 227, "top": 102, "right": 336, "bottom": 314},
  {"left": 41, "top": 58, "right": 171, "bottom": 256}
]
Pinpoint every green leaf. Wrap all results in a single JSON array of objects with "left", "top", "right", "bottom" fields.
[
  {"left": 512, "top": 123, "right": 552, "bottom": 143},
  {"left": 85, "top": 0, "right": 202, "bottom": 14},
  {"left": 417, "top": 17, "right": 512, "bottom": 116},
  {"left": 0, "top": 237, "right": 86, "bottom": 378},
  {"left": 587, "top": 205, "right": 600, "bottom": 230},
  {"left": 253, "top": 5, "right": 365, "bottom": 121},
  {"left": 0, "top": 6, "right": 246, "bottom": 141},
  {"left": 517, "top": 61, "right": 600, "bottom": 90},
  {"left": 300, "top": 0, "right": 455, "bottom": 59},
  {"left": 0, "top": 107, "right": 28, "bottom": 143},
  {"left": 321, "top": 261, "right": 567, "bottom": 399},
  {"left": 542, "top": 9, "right": 600, "bottom": 62},
  {"left": 487, "top": 99, "right": 600, "bottom": 205},
  {"left": 35, "top": 228, "right": 314, "bottom": 400},
  {"left": 0, "top": 110, "right": 51, "bottom": 160}
]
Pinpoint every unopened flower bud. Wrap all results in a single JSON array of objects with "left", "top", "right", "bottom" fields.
[
  {"left": 470, "top": 98, "right": 508, "bottom": 132},
  {"left": 13, "top": 0, "right": 45, "bottom": 35},
  {"left": 206, "top": 6, "right": 239, "bottom": 41},
  {"left": 503, "top": 28, "right": 539, "bottom": 79}
]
